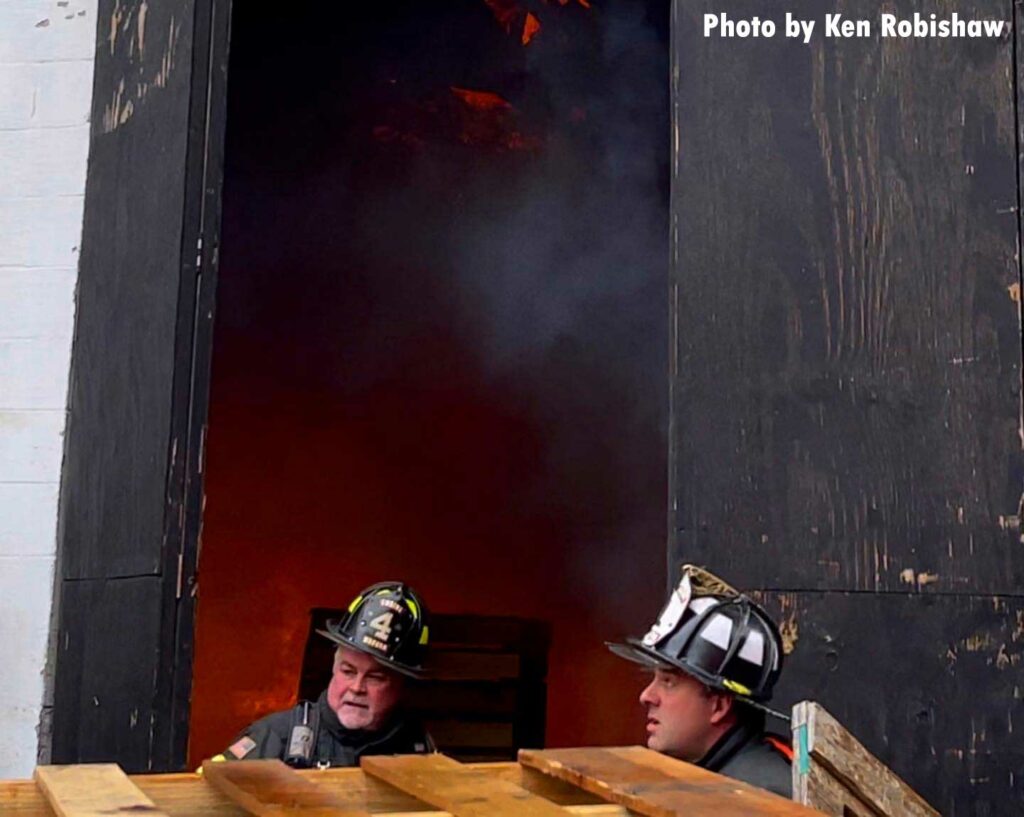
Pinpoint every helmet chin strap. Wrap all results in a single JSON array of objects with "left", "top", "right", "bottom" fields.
[{"left": 739, "top": 697, "right": 791, "bottom": 722}]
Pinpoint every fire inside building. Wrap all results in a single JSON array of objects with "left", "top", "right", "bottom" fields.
[
  {"left": 26, "top": 0, "right": 1024, "bottom": 814},
  {"left": 187, "top": 0, "right": 669, "bottom": 764}
]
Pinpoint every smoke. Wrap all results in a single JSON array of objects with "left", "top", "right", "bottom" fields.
[{"left": 192, "top": 0, "right": 670, "bottom": 760}]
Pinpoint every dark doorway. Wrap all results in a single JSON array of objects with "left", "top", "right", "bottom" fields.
[{"left": 188, "top": 0, "right": 670, "bottom": 764}]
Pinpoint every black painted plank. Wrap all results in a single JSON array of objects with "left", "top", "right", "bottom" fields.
[
  {"left": 60, "top": 0, "right": 197, "bottom": 580},
  {"left": 53, "top": 0, "right": 230, "bottom": 772},
  {"left": 670, "top": 0, "right": 1023, "bottom": 593},
  {"left": 51, "top": 577, "right": 163, "bottom": 771},
  {"left": 151, "top": 0, "right": 233, "bottom": 771},
  {"left": 755, "top": 591, "right": 1024, "bottom": 817}
]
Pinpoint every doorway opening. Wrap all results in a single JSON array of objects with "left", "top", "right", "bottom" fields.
[{"left": 188, "top": 0, "right": 669, "bottom": 764}]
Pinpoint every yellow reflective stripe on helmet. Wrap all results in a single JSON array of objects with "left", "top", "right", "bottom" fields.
[
  {"left": 405, "top": 598, "right": 419, "bottom": 618},
  {"left": 347, "top": 594, "right": 364, "bottom": 614},
  {"left": 722, "top": 679, "right": 752, "bottom": 697},
  {"left": 419, "top": 624, "right": 429, "bottom": 645}
]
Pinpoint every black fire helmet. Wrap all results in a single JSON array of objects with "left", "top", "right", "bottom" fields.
[
  {"left": 318, "top": 581, "right": 430, "bottom": 678},
  {"left": 607, "top": 566, "right": 784, "bottom": 704}
]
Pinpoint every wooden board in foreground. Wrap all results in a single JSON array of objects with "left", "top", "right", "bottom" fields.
[
  {"left": 34, "top": 764, "right": 170, "bottom": 817},
  {"left": 361, "top": 754, "right": 573, "bottom": 816},
  {"left": 519, "top": 746, "right": 825, "bottom": 817},
  {"left": 791, "top": 702, "right": 939, "bottom": 817},
  {"left": 201, "top": 759, "right": 371, "bottom": 816}
]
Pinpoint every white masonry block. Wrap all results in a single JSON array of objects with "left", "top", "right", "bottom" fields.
[
  {"left": 0, "top": 268, "right": 77, "bottom": 340},
  {"left": 0, "top": 410, "right": 66, "bottom": 482},
  {"left": 0, "top": 0, "right": 98, "bottom": 780},
  {"left": 0, "top": 483, "right": 60, "bottom": 557},
  {"left": 0, "top": 196, "right": 85, "bottom": 268},
  {"left": 0, "top": 555, "right": 56, "bottom": 779},
  {"left": 0, "top": 61, "right": 94, "bottom": 129},
  {"left": 0, "top": 337, "right": 74, "bottom": 409},
  {"left": 0, "top": 1, "right": 95, "bottom": 64},
  {"left": 0, "top": 126, "right": 91, "bottom": 198}
]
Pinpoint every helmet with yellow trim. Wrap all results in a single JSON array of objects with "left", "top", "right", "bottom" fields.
[
  {"left": 607, "top": 566, "right": 783, "bottom": 704},
  {"left": 318, "top": 581, "right": 430, "bottom": 678}
]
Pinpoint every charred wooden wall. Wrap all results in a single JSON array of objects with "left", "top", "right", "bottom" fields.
[
  {"left": 670, "top": 0, "right": 1022, "bottom": 813},
  {"left": 50, "top": 0, "right": 230, "bottom": 771}
]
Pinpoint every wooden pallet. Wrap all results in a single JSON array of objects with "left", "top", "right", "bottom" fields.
[
  {"left": 791, "top": 703, "right": 939, "bottom": 817},
  {"left": 7, "top": 748, "right": 824, "bottom": 817}
]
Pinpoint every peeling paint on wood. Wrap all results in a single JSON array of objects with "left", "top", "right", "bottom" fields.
[
  {"left": 101, "top": 1, "right": 180, "bottom": 133},
  {"left": 757, "top": 591, "right": 1024, "bottom": 813}
]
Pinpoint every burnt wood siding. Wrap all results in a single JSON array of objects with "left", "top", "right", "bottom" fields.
[
  {"left": 51, "top": 0, "right": 230, "bottom": 771},
  {"left": 670, "top": 0, "right": 1021, "bottom": 813}
]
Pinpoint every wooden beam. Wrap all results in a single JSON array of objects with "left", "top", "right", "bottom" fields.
[
  {"left": 34, "top": 764, "right": 170, "bottom": 817},
  {"left": 361, "top": 754, "right": 573, "bottom": 816},
  {"left": 3, "top": 763, "right": 619, "bottom": 816},
  {"left": 201, "top": 759, "right": 371, "bottom": 816},
  {"left": 791, "top": 702, "right": 939, "bottom": 817},
  {"left": 519, "top": 746, "right": 825, "bottom": 817}
]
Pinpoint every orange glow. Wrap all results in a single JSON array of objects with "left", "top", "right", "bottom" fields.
[
  {"left": 450, "top": 86, "right": 513, "bottom": 111},
  {"left": 189, "top": 349, "right": 660, "bottom": 765},
  {"left": 483, "top": 0, "right": 521, "bottom": 33},
  {"left": 522, "top": 13, "right": 541, "bottom": 45},
  {"left": 577, "top": 0, "right": 591, "bottom": 7}
]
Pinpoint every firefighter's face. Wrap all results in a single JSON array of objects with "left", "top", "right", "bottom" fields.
[
  {"left": 639, "top": 668, "right": 733, "bottom": 761},
  {"left": 327, "top": 646, "right": 403, "bottom": 731}
]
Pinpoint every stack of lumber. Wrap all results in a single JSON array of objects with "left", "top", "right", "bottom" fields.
[{"left": 7, "top": 747, "right": 824, "bottom": 816}]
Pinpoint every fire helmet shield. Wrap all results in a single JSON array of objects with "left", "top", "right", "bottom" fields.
[
  {"left": 318, "top": 582, "right": 430, "bottom": 678},
  {"left": 607, "top": 567, "right": 784, "bottom": 703},
  {"left": 642, "top": 573, "right": 693, "bottom": 647}
]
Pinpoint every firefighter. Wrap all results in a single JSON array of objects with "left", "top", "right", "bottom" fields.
[
  {"left": 211, "top": 581, "right": 435, "bottom": 768},
  {"left": 607, "top": 566, "right": 793, "bottom": 797}
]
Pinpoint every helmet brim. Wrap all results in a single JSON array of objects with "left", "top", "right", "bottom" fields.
[
  {"left": 606, "top": 639, "right": 676, "bottom": 670},
  {"left": 606, "top": 637, "right": 730, "bottom": 695},
  {"left": 317, "top": 627, "right": 427, "bottom": 679}
]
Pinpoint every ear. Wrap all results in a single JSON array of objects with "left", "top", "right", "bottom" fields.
[{"left": 707, "top": 690, "right": 735, "bottom": 726}]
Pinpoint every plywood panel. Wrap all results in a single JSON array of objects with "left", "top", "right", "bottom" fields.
[
  {"left": 670, "top": 0, "right": 1022, "bottom": 595},
  {"left": 51, "top": 578, "right": 163, "bottom": 769},
  {"left": 760, "top": 591, "right": 1024, "bottom": 814}
]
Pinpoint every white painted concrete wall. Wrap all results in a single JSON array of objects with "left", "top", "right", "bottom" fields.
[{"left": 0, "top": 0, "right": 97, "bottom": 779}]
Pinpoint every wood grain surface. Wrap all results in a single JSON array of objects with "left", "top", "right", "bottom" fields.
[
  {"left": 3, "top": 763, "right": 617, "bottom": 816},
  {"left": 361, "top": 755, "right": 573, "bottom": 817},
  {"left": 34, "top": 764, "right": 169, "bottom": 817},
  {"left": 519, "top": 746, "right": 825, "bottom": 816},
  {"left": 792, "top": 701, "right": 938, "bottom": 816},
  {"left": 670, "top": 0, "right": 1022, "bottom": 594},
  {"left": 760, "top": 591, "right": 1024, "bottom": 812},
  {"left": 200, "top": 760, "right": 370, "bottom": 816}
]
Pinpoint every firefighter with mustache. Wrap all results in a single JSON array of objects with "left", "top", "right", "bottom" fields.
[
  {"left": 607, "top": 566, "right": 793, "bottom": 796},
  {"left": 212, "top": 581, "right": 435, "bottom": 768}
]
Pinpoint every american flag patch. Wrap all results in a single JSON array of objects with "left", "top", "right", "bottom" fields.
[{"left": 227, "top": 736, "right": 257, "bottom": 759}]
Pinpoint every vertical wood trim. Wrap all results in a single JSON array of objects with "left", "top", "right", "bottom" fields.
[
  {"left": 1015, "top": 0, "right": 1024, "bottom": 455},
  {"left": 51, "top": 0, "right": 231, "bottom": 771},
  {"left": 151, "top": 0, "right": 233, "bottom": 771}
]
